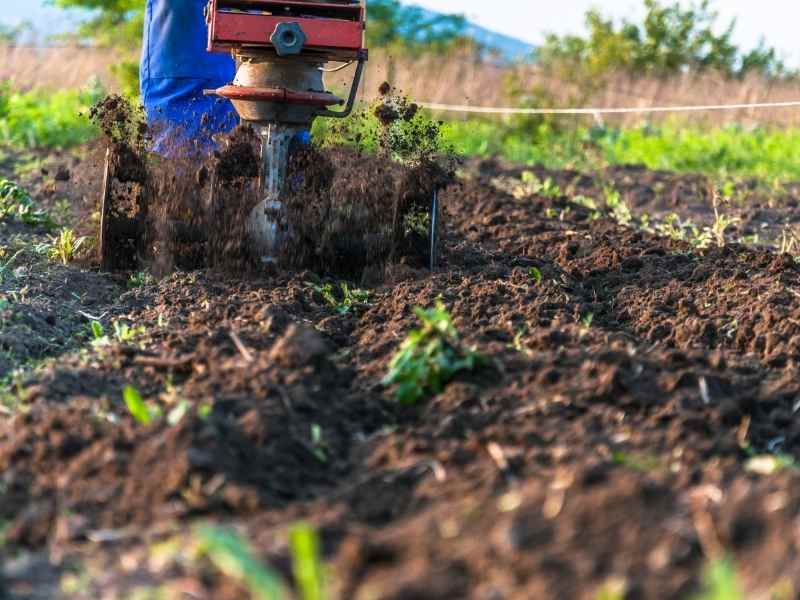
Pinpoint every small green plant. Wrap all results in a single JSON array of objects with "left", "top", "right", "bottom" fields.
[
  {"left": 540, "top": 177, "right": 562, "bottom": 199},
  {"left": 581, "top": 313, "right": 595, "bottom": 329},
  {"left": 0, "top": 248, "right": 23, "bottom": 284},
  {"left": 308, "top": 282, "right": 371, "bottom": 315},
  {"left": 595, "top": 579, "right": 626, "bottom": 600},
  {"left": 289, "top": 522, "right": 326, "bottom": 600},
  {"left": 509, "top": 326, "right": 530, "bottom": 354},
  {"left": 192, "top": 525, "right": 286, "bottom": 600},
  {"left": 51, "top": 198, "right": 73, "bottom": 226},
  {"left": 114, "top": 320, "right": 146, "bottom": 343},
  {"left": 571, "top": 194, "right": 598, "bottom": 211},
  {"left": 612, "top": 451, "right": 662, "bottom": 473},
  {"left": 516, "top": 171, "right": 543, "bottom": 198},
  {"left": 123, "top": 385, "right": 162, "bottom": 426},
  {"left": 604, "top": 186, "right": 632, "bottom": 226},
  {"left": 47, "top": 228, "right": 88, "bottom": 265},
  {"left": 310, "top": 424, "right": 328, "bottom": 463},
  {"left": 383, "top": 300, "right": 485, "bottom": 405},
  {"left": 89, "top": 320, "right": 111, "bottom": 348},
  {"left": 0, "top": 179, "right": 54, "bottom": 228},
  {"left": 693, "top": 558, "right": 744, "bottom": 600},
  {"left": 528, "top": 266, "right": 543, "bottom": 284},
  {"left": 128, "top": 271, "right": 153, "bottom": 289},
  {"left": 704, "top": 189, "right": 740, "bottom": 249},
  {"left": 198, "top": 402, "right": 214, "bottom": 420}
]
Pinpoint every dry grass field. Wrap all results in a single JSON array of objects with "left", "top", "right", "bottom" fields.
[{"left": 6, "top": 44, "right": 800, "bottom": 128}]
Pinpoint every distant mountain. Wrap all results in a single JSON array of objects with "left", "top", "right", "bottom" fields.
[
  {"left": 413, "top": 6, "right": 535, "bottom": 61},
  {"left": 464, "top": 23, "right": 535, "bottom": 61}
]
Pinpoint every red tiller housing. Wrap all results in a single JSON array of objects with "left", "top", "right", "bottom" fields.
[{"left": 207, "top": 0, "right": 366, "bottom": 59}]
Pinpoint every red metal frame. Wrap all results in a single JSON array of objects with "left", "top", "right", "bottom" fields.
[{"left": 207, "top": 0, "right": 365, "bottom": 58}]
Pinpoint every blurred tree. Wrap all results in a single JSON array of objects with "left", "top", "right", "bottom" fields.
[
  {"left": 50, "top": 0, "right": 143, "bottom": 51},
  {"left": 536, "top": 0, "right": 789, "bottom": 79},
  {"left": 49, "top": 0, "right": 144, "bottom": 96},
  {"left": 0, "top": 21, "right": 33, "bottom": 46},
  {"left": 366, "top": 0, "right": 470, "bottom": 53}
]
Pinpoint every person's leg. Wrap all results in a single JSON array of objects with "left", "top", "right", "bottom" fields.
[{"left": 140, "top": 0, "right": 239, "bottom": 153}]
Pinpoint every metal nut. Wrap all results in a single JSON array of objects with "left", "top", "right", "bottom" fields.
[{"left": 270, "top": 22, "right": 307, "bottom": 56}]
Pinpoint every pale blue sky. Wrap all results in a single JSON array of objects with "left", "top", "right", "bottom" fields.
[{"left": 3, "top": 0, "right": 800, "bottom": 64}]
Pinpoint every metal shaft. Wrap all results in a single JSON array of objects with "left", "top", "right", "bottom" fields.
[{"left": 247, "top": 123, "right": 304, "bottom": 263}]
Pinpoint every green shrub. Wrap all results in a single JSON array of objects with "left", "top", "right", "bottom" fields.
[
  {"left": 383, "top": 300, "right": 484, "bottom": 405},
  {"left": 0, "top": 179, "right": 54, "bottom": 228},
  {"left": 537, "top": 0, "right": 787, "bottom": 80},
  {"left": 0, "top": 82, "right": 102, "bottom": 149}
]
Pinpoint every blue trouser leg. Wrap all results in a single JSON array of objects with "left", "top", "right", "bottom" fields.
[
  {"left": 140, "top": 0, "right": 238, "bottom": 153},
  {"left": 140, "top": 0, "right": 311, "bottom": 154}
]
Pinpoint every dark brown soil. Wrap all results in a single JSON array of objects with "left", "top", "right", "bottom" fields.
[
  {"left": 281, "top": 145, "right": 439, "bottom": 280},
  {"left": 5, "top": 154, "right": 800, "bottom": 599}
]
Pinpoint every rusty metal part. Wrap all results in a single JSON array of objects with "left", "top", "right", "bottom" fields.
[{"left": 212, "top": 85, "right": 341, "bottom": 107}]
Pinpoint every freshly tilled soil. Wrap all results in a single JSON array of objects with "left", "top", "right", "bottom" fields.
[{"left": 4, "top": 157, "right": 800, "bottom": 599}]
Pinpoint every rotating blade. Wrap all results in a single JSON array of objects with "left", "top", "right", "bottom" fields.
[{"left": 247, "top": 123, "right": 304, "bottom": 263}]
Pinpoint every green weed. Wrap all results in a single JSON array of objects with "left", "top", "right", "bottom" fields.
[
  {"left": 0, "top": 248, "right": 24, "bottom": 284},
  {"left": 123, "top": 385, "right": 162, "bottom": 426},
  {"left": 0, "top": 82, "right": 101, "bottom": 149},
  {"left": 692, "top": 558, "right": 744, "bottom": 600},
  {"left": 192, "top": 525, "right": 287, "bottom": 600},
  {"left": 612, "top": 451, "right": 662, "bottom": 473},
  {"left": 308, "top": 282, "right": 371, "bottom": 315},
  {"left": 0, "top": 179, "right": 54, "bottom": 228},
  {"left": 604, "top": 186, "right": 632, "bottom": 226},
  {"left": 113, "top": 320, "right": 146, "bottom": 343},
  {"left": 128, "top": 271, "right": 153, "bottom": 289},
  {"left": 383, "top": 300, "right": 485, "bottom": 405},
  {"left": 528, "top": 266, "right": 543, "bottom": 284},
  {"left": 289, "top": 522, "right": 326, "bottom": 600},
  {"left": 88, "top": 320, "right": 109, "bottom": 348},
  {"left": 310, "top": 424, "right": 328, "bottom": 463},
  {"left": 47, "top": 228, "right": 88, "bottom": 265}
]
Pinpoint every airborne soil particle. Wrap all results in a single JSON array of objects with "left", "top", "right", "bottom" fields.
[
  {"left": 280, "top": 145, "right": 439, "bottom": 279},
  {"left": 93, "top": 94, "right": 448, "bottom": 279}
]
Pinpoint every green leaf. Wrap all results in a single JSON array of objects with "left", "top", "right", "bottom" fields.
[
  {"left": 193, "top": 525, "right": 286, "bottom": 600},
  {"left": 167, "top": 400, "right": 191, "bottom": 426},
  {"left": 693, "top": 558, "right": 744, "bottom": 600},
  {"left": 528, "top": 266, "right": 543, "bottom": 284},
  {"left": 289, "top": 522, "right": 325, "bottom": 600},
  {"left": 384, "top": 300, "right": 484, "bottom": 405},
  {"left": 90, "top": 320, "right": 104, "bottom": 340},
  {"left": 123, "top": 385, "right": 153, "bottom": 425}
]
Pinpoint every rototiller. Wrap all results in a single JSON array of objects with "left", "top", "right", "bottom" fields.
[{"left": 100, "top": 0, "right": 376, "bottom": 270}]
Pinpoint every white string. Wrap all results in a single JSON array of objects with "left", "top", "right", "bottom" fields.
[{"left": 419, "top": 100, "right": 800, "bottom": 115}]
